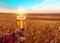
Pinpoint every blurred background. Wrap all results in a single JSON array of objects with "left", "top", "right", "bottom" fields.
[{"left": 0, "top": 0, "right": 60, "bottom": 43}]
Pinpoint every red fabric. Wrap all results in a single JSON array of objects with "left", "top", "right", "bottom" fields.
[
  {"left": 21, "top": 28, "right": 24, "bottom": 31},
  {"left": 5, "top": 35, "right": 13, "bottom": 43},
  {"left": 0, "top": 29, "right": 25, "bottom": 43},
  {"left": 0, "top": 33, "right": 17, "bottom": 43}
]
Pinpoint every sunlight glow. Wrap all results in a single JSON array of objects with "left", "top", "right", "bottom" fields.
[
  {"left": 18, "top": 9, "right": 25, "bottom": 14},
  {"left": 17, "top": 7, "right": 26, "bottom": 16}
]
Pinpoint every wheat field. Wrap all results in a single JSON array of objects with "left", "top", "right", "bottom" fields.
[{"left": 0, "top": 13, "right": 60, "bottom": 43}]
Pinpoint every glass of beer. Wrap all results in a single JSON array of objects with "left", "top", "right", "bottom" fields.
[{"left": 17, "top": 16, "right": 26, "bottom": 31}]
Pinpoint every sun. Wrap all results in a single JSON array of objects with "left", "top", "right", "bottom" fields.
[
  {"left": 18, "top": 8, "right": 25, "bottom": 14},
  {"left": 17, "top": 7, "right": 26, "bottom": 16}
]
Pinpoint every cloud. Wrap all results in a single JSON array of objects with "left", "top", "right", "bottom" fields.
[
  {"left": 0, "top": 0, "right": 60, "bottom": 13},
  {"left": 44, "top": 0, "right": 54, "bottom": 2},
  {"left": 29, "top": 0, "right": 60, "bottom": 13},
  {"left": 0, "top": 1, "right": 7, "bottom": 8},
  {"left": 0, "top": 1, "right": 16, "bottom": 13},
  {"left": 0, "top": 8, "right": 16, "bottom": 13},
  {"left": 0, "top": 6, "right": 13, "bottom": 13},
  {"left": 32, "top": 0, "right": 60, "bottom": 9}
]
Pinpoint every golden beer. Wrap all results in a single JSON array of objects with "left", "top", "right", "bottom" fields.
[{"left": 17, "top": 16, "right": 26, "bottom": 30}]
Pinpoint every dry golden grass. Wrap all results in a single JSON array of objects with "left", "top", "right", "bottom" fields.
[{"left": 0, "top": 13, "right": 60, "bottom": 43}]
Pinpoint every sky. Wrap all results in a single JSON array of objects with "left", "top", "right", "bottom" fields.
[{"left": 0, "top": 0, "right": 60, "bottom": 13}]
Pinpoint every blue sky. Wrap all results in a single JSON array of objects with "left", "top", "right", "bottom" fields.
[
  {"left": 0, "top": 0, "right": 60, "bottom": 13},
  {"left": 0, "top": 0, "right": 43, "bottom": 9}
]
